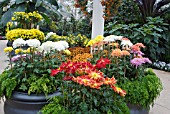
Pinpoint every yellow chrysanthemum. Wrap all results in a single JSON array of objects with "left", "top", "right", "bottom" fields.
[
  {"left": 86, "top": 40, "right": 95, "bottom": 47},
  {"left": 94, "top": 35, "right": 104, "bottom": 42},
  {"left": 4, "top": 47, "right": 13, "bottom": 53},
  {"left": 15, "top": 48, "right": 23, "bottom": 54},
  {"left": 6, "top": 29, "right": 45, "bottom": 41},
  {"left": 64, "top": 49, "right": 71, "bottom": 55}
]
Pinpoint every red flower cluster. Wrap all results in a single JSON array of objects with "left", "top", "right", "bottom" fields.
[
  {"left": 50, "top": 60, "right": 126, "bottom": 96},
  {"left": 51, "top": 61, "right": 95, "bottom": 76},
  {"left": 95, "top": 58, "right": 111, "bottom": 69}
]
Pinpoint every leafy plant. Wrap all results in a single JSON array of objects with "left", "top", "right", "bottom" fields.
[
  {"left": 135, "top": 0, "right": 170, "bottom": 21},
  {"left": 0, "top": 0, "right": 61, "bottom": 26},
  {"left": 113, "top": 0, "right": 141, "bottom": 24},
  {"left": 0, "top": 70, "right": 17, "bottom": 99},
  {"left": 105, "top": 16, "right": 169, "bottom": 61},
  {"left": 50, "top": 61, "right": 129, "bottom": 114},
  {"left": 39, "top": 96, "right": 69, "bottom": 114},
  {"left": 1, "top": 39, "right": 69, "bottom": 98},
  {"left": 119, "top": 68, "right": 163, "bottom": 109}
]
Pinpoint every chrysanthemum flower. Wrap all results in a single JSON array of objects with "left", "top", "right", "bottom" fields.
[
  {"left": 15, "top": 48, "right": 23, "bottom": 54},
  {"left": 111, "top": 85, "right": 126, "bottom": 97},
  {"left": 130, "top": 57, "right": 152, "bottom": 68},
  {"left": 103, "top": 77, "right": 117, "bottom": 85},
  {"left": 4, "top": 47, "right": 13, "bottom": 53},
  {"left": 111, "top": 48, "right": 122, "bottom": 57},
  {"left": 121, "top": 50, "right": 130, "bottom": 56},
  {"left": 95, "top": 58, "right": 111, "bottom": 69}
]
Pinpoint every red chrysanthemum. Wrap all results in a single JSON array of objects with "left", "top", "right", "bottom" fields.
[{"left": 95, "top": 58, "right": 111, "bottom": 69}]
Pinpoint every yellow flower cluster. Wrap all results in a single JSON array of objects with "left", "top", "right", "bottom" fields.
[
  {"left": 86, "top": 35, "right": 104, "bottom": 47},
  {"left": 51, "top": 34, "right": 89, "bottom": 47},
  {"left": 51, "top": 35, "right": 67, "bottom": 41},
  {"left": 67, "top": 34, "right": 89, "bottom": 47},
  {"left": 4, "top": 47, "right": 13, "bottom": 53},
  {"left": 6, "top": 22, "right": 13, "bottom": 32},
  {"left": 6, "top": 29, "right": 45, "bottom": 41},
  {"left": 12, "top": 11, "right": 43, "bottom": 23}
]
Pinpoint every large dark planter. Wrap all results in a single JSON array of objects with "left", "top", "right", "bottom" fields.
[
  {"left": 4, "top": 91, "right": 60, "bottom": 114},
  {"left": 128, "top": 103, "right": 149, "bottom": 114}
]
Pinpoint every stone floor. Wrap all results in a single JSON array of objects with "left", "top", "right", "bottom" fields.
[{"left": 0, "top": 40, "right": 170, "bottom": 114}]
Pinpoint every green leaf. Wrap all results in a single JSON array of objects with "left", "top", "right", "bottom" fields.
[
  {"left": 16, "top": 0, "right": 25, "bottom": 5},
  {"left": 79, "top": 102, "right": 88, "bottom": 111},
  {"left": 35, "top": 0, "right": 42, "bottom": 8},
  {"left": 27, "top": 64, "right": 33, "bottom": 68},
  {"left": 0, "top": 8, "right": 15, "bottom": 26},
  {"left": 45, "top": 0, "right": 59, "bottom": 8}
]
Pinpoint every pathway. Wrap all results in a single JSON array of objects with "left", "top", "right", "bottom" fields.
[{"left": 0, "top": 40, "right": 170, "bottom": 114}]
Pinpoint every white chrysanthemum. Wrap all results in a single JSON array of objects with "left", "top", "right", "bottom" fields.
[
  {"left": 45, "top": 32, "right": 56, "bottom": 39},
  {"left": 12, "top": 38, "right": 26, "bottom": 48},
  {"left": 57, "top": 41, "right": 69, "bottom": 49},
  {"left": 104, "top": 35, "right": 123, "bottom": 42},
  {"left": 37, "top": 46, "right": 44, "bottom": 52},
  {"left": 40, "top": 41, "right": 56, "bottom": 52},
  {"left": 121, "top": 39, "right": 133, "bottom": 48},
  {"left": 26, "top": 39, "right": 41, "bottom": 48},
  {"left": 54, "top": 42, "right": 65, "bottom": 51}
]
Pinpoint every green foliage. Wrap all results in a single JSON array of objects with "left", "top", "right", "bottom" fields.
[
  {"left": 40, "top": 96, "right": 69, "bottom": 114},
  {"left": 28, "top": 75, "right": 58, "bottom": 95},
  {"left": 57, "top": 81, "right": 130, "bottom": 114},
  {"left": 1, "top": 43, "right": 67, "bottom": 98},
  {"left": 113, "top": 0, "right": 141, "bottom": 24},
  {"left": 119, "top": 69, "right": 163, "bottom": 109},
  {"left": 135, "top": 0, "right": 170, "bottom": 22},
  {"left": 105, "top": 16, "right": 170, "bottom": 61},
  {"left": 0, "top": 70, "right": 17, "bottom": 98},
  {"left": 0, "top": 0, "right": 61, "bottom": 26}
]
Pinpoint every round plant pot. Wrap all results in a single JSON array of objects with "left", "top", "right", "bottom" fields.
[
  {"left": 4, "top": 91, "right": 60, "bottom": 114},
  {"left": 127, "top": 103, "right": 149, "bottom": 114}
]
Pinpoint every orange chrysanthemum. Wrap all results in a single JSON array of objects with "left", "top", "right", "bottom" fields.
[
  {"left": 111, "top": 85, "right": 126, "bottom": 97},
  {"left": 135, "top": 43, "right": 145, "bottom": 48},
  {"left": 111, "top": 48, "right": 122, "bottom": 57},
  {"left": 121, "top": 50, "right": 130, "bottom": 56},
  {"left": 103, "top": 77, "right": 117, "bottom": 85},
  {"left": 88, "top": 71, "right": 104, "bottom": 81}
]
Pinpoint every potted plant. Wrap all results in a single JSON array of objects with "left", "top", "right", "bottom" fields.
[
  {"left": 5, "top": 11, "right": 45, "bottom": 47},
  {"left": 40, "top": 60, "right": 129, "bottom": 114},
  {"left": 0, "top": 38, "right": 70, "bottom": 114},
  {"left": 41, "top": 35, "right": 163, "bottom": 114},
  {"left": 87, "top": 35, "right": 163, "bottom": 113}
]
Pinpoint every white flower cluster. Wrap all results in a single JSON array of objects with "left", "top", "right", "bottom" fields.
[
  {"left": 104, "top": 35, "right": 123, "bottom": 42},
  {"left": 26, "top": 39, "right": 41, "bottom": 48},
  {"left": 13, "top": 38, "right": 41, "bottom": 48},
  {"left": 45, "top": 32, "right": 56, "bottom": 40},
  {"left": 38, "top": 41, "right": 69, "bottom": 53},
  {"left": 12, "top": 38, "right": 69, "bottom": 53},
  {"left": 121, "top": 39, "right": 133, "bottom": 48},
  {"left": 12, "top": 38, "right": 26, "bottom": 48}
]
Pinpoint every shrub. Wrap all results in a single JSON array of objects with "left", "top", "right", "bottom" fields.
[{"left": 105, "top": 16, "right": 169, "bottom": 61}]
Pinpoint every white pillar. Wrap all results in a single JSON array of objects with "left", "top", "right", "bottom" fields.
[{"left": 91, "top": 0, "right": 104, "bottom": 39}]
